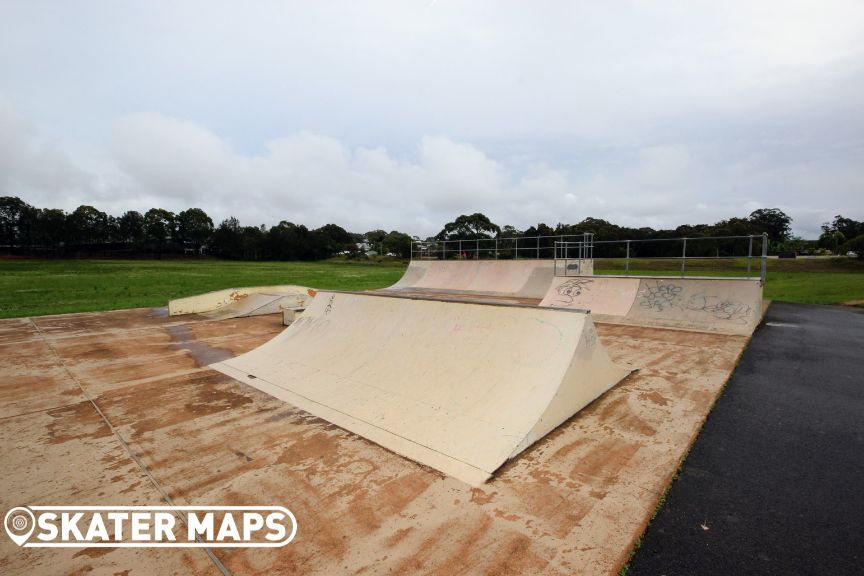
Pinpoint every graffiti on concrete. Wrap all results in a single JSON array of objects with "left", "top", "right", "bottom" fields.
[
  {"left": 638, "top": 282, "right": 683, "bottom": 311},
  {"left": 554, "top": 278, "right": 594, "bottom": 305},
  {"left": 638, "top": 281, "right": 753, "bottom": 324},
  {"left": 686, "top": 293, "right": 753, "bottom": 324}
]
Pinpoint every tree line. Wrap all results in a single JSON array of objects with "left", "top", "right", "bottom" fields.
[
  {"left": 429, "top": 209, "right": 863, "bottom": 258},
  {"left": 1, "top": 195, "right": 861, "bottom": 260},
  {"left": 0, "top": 196, "right": 414, "bottom": 260}
]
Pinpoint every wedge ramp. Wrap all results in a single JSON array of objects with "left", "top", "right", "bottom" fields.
[
  {"left": 168, "top": 285, "right": 314, "bottom": 320},
  {"left": 211, "top": 291, "right": 630, "bottom": 485},
  {"left": 540, "top": 276, "right": 763, "bottom": 335}
]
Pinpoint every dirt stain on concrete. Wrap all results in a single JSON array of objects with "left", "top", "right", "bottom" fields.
[{"left": 638, "top": 389, "right": 670, "bottom": 406}]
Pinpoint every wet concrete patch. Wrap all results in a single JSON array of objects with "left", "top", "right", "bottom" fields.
[{"left": 167, "top": 324, "right": 233, "bottom": 366}]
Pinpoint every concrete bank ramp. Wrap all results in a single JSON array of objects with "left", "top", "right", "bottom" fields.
[
  {"left": 388, "top": 259, "right": 580, "bottom": 298},
  {"left": 168, "top": 285, "right": 313, "bottom": 320},
  {"left": 211, "top": 291, "right": 630, "bottom": 485},
  {"left": 540, "top": 276, "right": 763, "bottom": 335}
]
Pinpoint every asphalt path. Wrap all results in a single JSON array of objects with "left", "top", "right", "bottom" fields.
[{"left": 629, "top": 301, "right": 864, "bottom": 575}]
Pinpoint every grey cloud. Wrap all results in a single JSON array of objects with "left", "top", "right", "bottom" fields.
[
  {"left": 0, "top": 1, "right": 862, "bottom": 238},
  {"left": 0, "top": 96, "right": 90, "bottom": 202}
]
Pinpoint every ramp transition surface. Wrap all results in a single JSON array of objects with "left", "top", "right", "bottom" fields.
[
  {"left": 540, "top": 276, "right": 763, "bottom": 335},
  {"left": 168, "top": 285, "right": 312, "bottom": 320},
  {"left": 387, "top": 259, "right": 561, "bottom": 298},
  {"left": 211, "top": 291, "right": 630, "bottom": 485}
]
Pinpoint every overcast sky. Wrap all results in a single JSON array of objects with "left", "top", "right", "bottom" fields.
[{"left": 1, "top": 1, "right": 863, "bottom": 238}]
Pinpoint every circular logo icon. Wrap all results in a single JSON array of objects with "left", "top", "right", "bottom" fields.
[{"left": 4, "top": 507, "right": 35, "bottom": 546}]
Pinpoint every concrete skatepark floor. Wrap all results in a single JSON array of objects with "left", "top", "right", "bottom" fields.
[
  {"left": 628, "top": 302, "right": 864, "bottom": 575},
  {"left": 0, "top": 307, "right": 749, "bottom": 575}
]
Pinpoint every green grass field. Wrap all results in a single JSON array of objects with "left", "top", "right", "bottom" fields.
[
  {"left": 0, "top": 257, "right": 862, "bottom": 318},
  {"left": 0, "top": 259, "right": 406, "bottom": 319}
]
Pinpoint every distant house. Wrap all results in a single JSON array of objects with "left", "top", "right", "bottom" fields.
[{"left": 356, "top": 242, "right": 371, "bottom": 252}]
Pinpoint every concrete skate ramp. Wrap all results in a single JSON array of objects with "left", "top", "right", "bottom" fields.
[
  {"left": 540, "top": 276, "right": 763, "bottom": 335},
  {"left": 211, "top": 291, "right": 630, "bottom": 485},
  {"left": 389, "top": 259, "right": 584, "bottom": 298},
  {"left": 168, "top": 285, "right": 313, "bottom": 320}
]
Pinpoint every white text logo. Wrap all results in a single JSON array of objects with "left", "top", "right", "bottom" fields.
[{"left": 4, "top": 506, "right": 297, "bottom": 548}]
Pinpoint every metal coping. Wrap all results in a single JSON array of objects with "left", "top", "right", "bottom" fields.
[
  {"left": 576, "top": 274, "right": 764, "bottom": 282},
  {"left": 320, "top": 289, "right": 592, "bottom": 315}
]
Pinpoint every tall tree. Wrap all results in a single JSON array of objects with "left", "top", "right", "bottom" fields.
[
  {"left": 118, "top": 211, "right": 146, "bottom": 244},
  {"left": 748, "top": 208, "right": 792, "bottom": 242},
  {"left": 210, "top": 217, "right": 242, "bottom": 258},
  {"left": 0, "top": 196, "right": 36, "bottom": 247},
  {"left": 521, "top": 223, "right": 557, "bottom": 257},
  {"left": 33, "top": 208, "right": 67, "bottom": 248},
  {"left": 266, "top": 221, "right": 309, "bottom": 260},
  {"left": 382, "top": 231, "right": 412, "bottom": 258},
  {"left": 105, "top": 215, "right": 121, "bottom": 242},
  {"left": 498, "top": 225, "right": 522, "bottom": 238},
  {"left": 177, "top": 208, "right": 214, "bottom": 249},
  {"left": 143, "top": 208, "right": 176, "bottom": 247},
  {"left": 822, "top": 215, "right": 864, "bottom": 241},
  {"left": 67, "top": 205, "right": 109, "bottom": 244},
  {"left": 436, "top": 213, "right": 501, "bottom": 240},
  {"left": 313, "top": 223, "right": 353, "bottom": 257},
  {"left": 240, "top": 225, "right": 266, "bottom": 260}
]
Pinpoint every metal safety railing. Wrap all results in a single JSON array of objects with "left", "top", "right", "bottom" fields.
[
  {"left": 411, "top": 232, "right": 768, "bottom": 282},
  {"left": 410, "top": 233, "right": 595, "bottom": 261},
  {"left": 555, "top": 233, "right": 768, "bottom": 282}
]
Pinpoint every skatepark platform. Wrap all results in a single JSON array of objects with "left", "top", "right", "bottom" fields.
[
  {"left": 540, "top": 275, "right": 764, "bottom": 335},
  {"left": 211, "top": 291, "right": 631, "bottom": 485},
  {"left": 381, "top": 259, "right": 764, "bottom": 336},
  {"left": 0, "top": 307, "right": 750, "bottom": 575}
]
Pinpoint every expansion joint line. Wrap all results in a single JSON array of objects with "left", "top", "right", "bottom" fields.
[{"left": 28, "top": 318, "right": 232, "bottom": 576}]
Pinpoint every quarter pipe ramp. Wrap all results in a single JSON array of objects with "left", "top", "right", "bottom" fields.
[
  {"left": 168, "top": 286, "right": 313, "bottom": 320},
  {"left": 211, "top": 291, "right": 630, "bottom": 485},
  {"left": 387, "top": 259, "right": 591, "bottom": 298},
  {"left": 540, "top": 276, "right": 764, "bottom": 335}
]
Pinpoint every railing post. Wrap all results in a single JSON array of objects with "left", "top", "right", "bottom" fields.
[
  {"left": 625, "top": 240, "right": 630, "bottom": 275},
  {"left": 536, "top": 237, "right": 540, "bottom": 259},
  {"left": 747, "top": 236, "right": 753, "bottom": 277},
  {"left": 476, "top": 239, "right": 479, "bottom": 260},
  {"left": 576, "top": 242, "right": 579, "bottom": 272},
  {"left": 458, "top": 239, "right": 462, "bottom": 260},
  {"left": 554, "top": 241, "right": 559, "bottom": 275},
  {"left": 761, "top": 233, "right": 768, "bottom": 284},
  {"left": 515, "top": 237, "right": 518, "bottom": 259},
  {"left": 681, "top": 237, "right": 687, "bottom": 278},
  {"left": 495, "top": 238, "right": 498, "bottom": 259}
]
